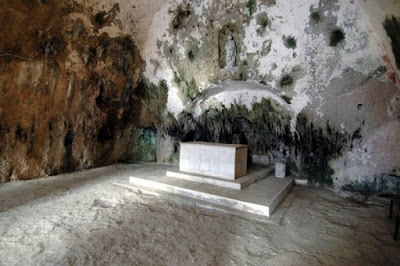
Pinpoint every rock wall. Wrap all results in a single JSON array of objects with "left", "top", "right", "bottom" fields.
[
  {"left": 0, "top": 0, "right": 154, "bottom": 182},
  {"left": 1, "top": 0, "right": 399, "bottom": 193}
]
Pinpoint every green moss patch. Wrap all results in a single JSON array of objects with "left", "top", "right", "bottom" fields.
[
  {"left": 280, "top": 75, "right": 293, "bottom": 87},
  {"left": 132, "top": 128, "right": 157, "bottom": 162},
  {"left": 256, "top": 12, "right": 270, "bottom": 35},
  {"left": 310, "top": 11, "right": 321, "bottom": 22},
  {"left": 164, "top": 103, "right": 347, "bottom": 188},
  {"left": 185, "top": 77, "right": 199, "bottom": 101},
  {"left": 343, "top": 173, "right": 400, "bottom": 194},
  {"left": 296, "top": 114, "right": 347, "bottom": 186},
  {"left": 140, "top": 80, "right": 168, "bottom": 126},
  {"left": 173, "top": 71, "right": 182, "bottom": 84},
  {"left": 286, "top": 157, "right": 299, "bottom": 175},
  {"left": 246, "top": 0, "right": 256, "bottom": 16}
]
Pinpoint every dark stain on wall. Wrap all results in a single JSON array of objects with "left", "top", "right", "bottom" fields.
[
  {"left": 350, "top": 127, "right": 362, "bottom": 150},
  {"left": 63, "top": 125, "right": 75, "bottom": 172},
  {"left": 384, "top": 16, "right": 400, "bottom": 69},
  {"left": 92, "top": 4, "right": 120, "bottom": 30},
  {"left": 295, "top": 114, "right": 347, "bottom": 186},
  {"left": 343, "top": 173, "right": 400, "bottom": 195},
  {"left": 310, "top": 11, "right": 321, "bottom": 23},
  {"left": 171, "top": 3, "right": 191, "bottom": 30},
  {"left": 164, "top": 99, "right": 348, "bottom": 186},
  {"left": 280, "top": 75, "right": 294, "bottom": 87},
  {"left": 330, "top": 29, "right": 345, "bottom": 47}
]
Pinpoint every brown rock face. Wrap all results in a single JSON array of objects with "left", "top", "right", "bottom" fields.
[{"left": 0, "top": 0, "right": 146, "bottom": 181}]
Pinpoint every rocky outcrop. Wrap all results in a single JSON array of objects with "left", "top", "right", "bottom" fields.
[{"left": 0, "top": 0, "right": 149, "bottom": 181}]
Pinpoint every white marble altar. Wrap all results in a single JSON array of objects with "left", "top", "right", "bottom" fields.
[{"left": 179, "top": 142, "right": 248, "bottom": 180}]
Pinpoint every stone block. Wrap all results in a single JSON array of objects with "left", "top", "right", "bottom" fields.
[
  {"left": 210, "top": 159, "right": 219, "bottom": 171},
  {"left": 181, "top": 159, "right": 190, "bottom": 168},
  {"left": 179, "top": 142, "right": 248, "bottom": 180},
  {"left": 200, "top": 161, "right": 210, "bottom": 171}
]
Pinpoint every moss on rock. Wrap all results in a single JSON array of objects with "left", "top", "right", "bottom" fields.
[
  {"left": 163, "top": 105, "right": 347, "bottom": 188},
  {"left": 280, "top": 75, "right": 294, "bottom": 87},
  {"left": 295, "top": 113, "right": 347, "bottom": 186},
  {"left": 185, "top": 77, "right": 199, "bottom": 101}
]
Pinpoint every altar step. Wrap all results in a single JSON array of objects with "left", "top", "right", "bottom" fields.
[
  {"left": 166, "top": 165, "right": 273, "bottom": 190},
  {"left": 126, "top": 167, "right": 293, "bottom": 217}
]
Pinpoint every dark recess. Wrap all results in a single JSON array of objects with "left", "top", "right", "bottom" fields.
[
  {"left": 94, "top": 11, "right": 108, "bottom": 27},
  {"left": 97, "top": 114, "right": 117, "bottom": 143},
  {"left": 188, "top": 50, "right": 195, "bottom": 61},
  {"left": 383, "top": 16, "right": 400, "bottom": 69},
  {"left": 280, "top": 75, "right": 293, "bottom": 86},
  {"left": 350, "top": 127, "right": 362, "bottom": 150},
  {"left": 15, "top": 125, "right": 28, "bottom": 142},
  {"left": 330, "top": 29, "right": 345, "bottom": 47},
  {"left": 282, "top": 95, "right": 292, "bottom": 104},
  {"left": 39, "top": 36, "right": 65, "bottom": 57},
  {"left": 172, "top": 4, "right": 191, "bottom": 30},
  {"left": 286, "top": 36, "right": 297, "bottom": 49},
  {"left": 63, "top": 125, "right": 75, "bottom": 172}
]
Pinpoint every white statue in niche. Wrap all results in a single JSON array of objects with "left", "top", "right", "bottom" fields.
[{"left": 225, "top": 35, "right": 236, "bottom": 69}]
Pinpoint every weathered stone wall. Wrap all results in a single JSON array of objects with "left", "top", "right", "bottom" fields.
[
  {"left": 0, "top": 0, "right": 152, "bottom": 182},
  {"left": 1, "top": 0, "right": 399, "bottom": 193},
  {"left": 139, "top": 0, "right": 400, "bottom": 192}
]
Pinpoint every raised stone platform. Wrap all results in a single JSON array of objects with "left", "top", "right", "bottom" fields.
[
  {"left": 127, "top": 167, "right": 293, "bottom": 217},
  {"left": 166, "top": 165, "right": 273, "bottom": 190},
  {"left": 179, "top": 142, "right": 248, "bottom": 180}
]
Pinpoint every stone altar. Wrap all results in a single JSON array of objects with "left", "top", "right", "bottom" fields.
[{"left": 179, "top": 142, "right": 248, "bottom": 180}]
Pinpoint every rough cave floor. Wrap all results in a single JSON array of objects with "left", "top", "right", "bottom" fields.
[{"left": 0, "top": 164, "right": 399, "bottom": 265}]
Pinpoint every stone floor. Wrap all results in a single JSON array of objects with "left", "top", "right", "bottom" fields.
[{"left": 0, "top": 163, "right": 399, "bottom": 265}]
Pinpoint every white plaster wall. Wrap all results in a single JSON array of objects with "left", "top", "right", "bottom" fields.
[
  {"left": 135, "top": 0, "right": 400, "bottom": 190},
  {"left": 137, "top": 0, "right": 399, "bottom": 119},
  {"left": 358, "top": 0, "right": 400, "bottom": 81}
]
